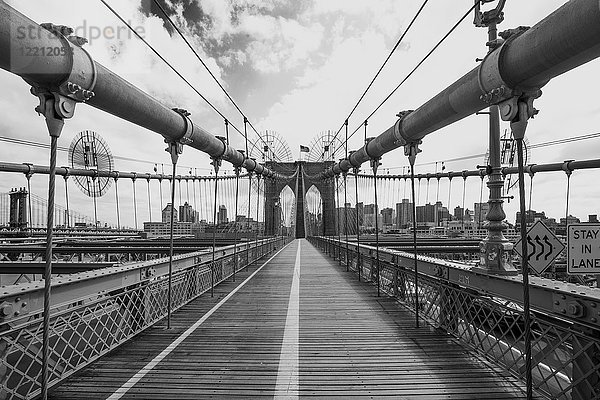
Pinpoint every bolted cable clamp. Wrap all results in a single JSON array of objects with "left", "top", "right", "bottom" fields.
[{"left": 404, "top": 140, "right": 422, "bottom": 167}]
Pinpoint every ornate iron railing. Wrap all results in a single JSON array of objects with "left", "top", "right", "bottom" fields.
[
  {"left": 312, "top": 236, "right": 600, "bottom": 400},
  {"left": 0, "top": 237, "right": 288, "bottom": 399}
]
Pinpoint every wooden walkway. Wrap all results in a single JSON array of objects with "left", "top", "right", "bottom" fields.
[{"left": 50, "top": 239, "right": 530, "bottom": 399}]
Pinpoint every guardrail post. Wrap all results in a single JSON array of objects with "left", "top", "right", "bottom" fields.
[{"left": 165, "top": 139, "right": 182, "bottom": 329}]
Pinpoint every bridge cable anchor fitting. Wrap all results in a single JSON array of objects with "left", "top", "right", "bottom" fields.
[{"left": 404, "top": 141, "right": 422, "bottom": 168}]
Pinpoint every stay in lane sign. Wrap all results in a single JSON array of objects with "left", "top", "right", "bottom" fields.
[
  {"left": 514, "top": 220, "right": 565, "bottom": 275},
  {"left": 568, "top": 223, "right": 600, "bottom": 274}
]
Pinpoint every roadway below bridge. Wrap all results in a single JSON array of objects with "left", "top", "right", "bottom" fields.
[{"left": 50, "top": 239, "right": 531, "bottom": 399}]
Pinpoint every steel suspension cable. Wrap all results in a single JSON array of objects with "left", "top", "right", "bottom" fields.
[
  {"left": 233, "top": 168, "right": 240, "bottom": 281},
  {"left": 210, "top": 162, "right": 220, "bottom": 298},
  {"left": 165, "top": 142, "right": 181, "bottom": 329},
  {"left": 331, "top": 0, "right": 482, "bottom": 160},
  {"left": 354, "top": 171, "right": 361, "bottom": 281},
  {"left": 114, "top": 177, "right": 121, "bottom": 230},
  {"left": 41, "top": 133, "right": 58, "bottom": 400},
  {"left": 63, "top": 175, "right": 70, "bottom": 228},
  {"left": 343, "top": 173, "right": 349, "bottom": 271},
  {"left": 92, "top": 177, "right": 99, "bottom": 230},
  {"left": 326, "top": 0, "right": 431, "bottom": 148},
  {"left": 149, "top": 0, "right": 281, "bottom": 161},
  {"left": 132, "top": 178, "right": 138, "bottom": 230},
  {"left": 408, "top": 150, "right": 419, "bottom": 329},
  {"left": 147, "top": 178, "right": 152, "bottom": 222}
]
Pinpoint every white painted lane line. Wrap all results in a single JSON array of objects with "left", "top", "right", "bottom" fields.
[
  {"left": 107, "top": 241, "right": 294, "bottom": 400},
  {"left": 274, "top": 239, "right": 301, "bottom": 399}
]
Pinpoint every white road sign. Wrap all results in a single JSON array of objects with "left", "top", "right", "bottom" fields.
[
  {"left": 568, "top": 223, "right": 600, "bottom": 274},
  {"left": 514, "top": 220, "right": 565, "bottom": 275}
]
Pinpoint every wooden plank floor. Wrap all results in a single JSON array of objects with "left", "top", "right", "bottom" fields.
[{"left": 50, "top": 239, "right": 531, "bottom": 399}]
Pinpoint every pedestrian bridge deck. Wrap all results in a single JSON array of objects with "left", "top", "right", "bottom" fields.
[{"left": 49, "top": 239, "right": 528, "bottom": 399}]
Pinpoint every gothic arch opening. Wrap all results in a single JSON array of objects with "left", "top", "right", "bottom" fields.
[
  {"left": 279, "top": 185, "right": 295, "bottom": 237},
  {"left": 305, "top": 185, "right": 323, "bottom": 236}
]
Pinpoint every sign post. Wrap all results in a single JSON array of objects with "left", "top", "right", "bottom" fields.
[
  {"left": 514, "top": 220, "right": 565, "bottom": 275},
  {"left": 567, "top": 223, "right": 600, "bottom": 274}
]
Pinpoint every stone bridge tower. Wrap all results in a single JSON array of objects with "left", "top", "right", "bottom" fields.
[{"left": 264, "top": 161, "right": 336, "bottom": 238}]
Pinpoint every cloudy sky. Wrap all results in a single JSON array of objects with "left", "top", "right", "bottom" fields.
[{"left": 1, "top": 0, "right": 599, "bottom": 228}]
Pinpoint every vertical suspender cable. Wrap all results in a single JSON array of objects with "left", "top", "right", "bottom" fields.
[
  {"left": 373, "top": 163, "right": 381, "bottom": 297},
  {"left": 528, "top": 173, "right": 534, "bottom": 212},
  {"left": 247, "top": 173, "right": 252, "bottom": 267},
  {"left": 564, "top": 166, "right": 572, "bottom": 234},
  {"left": 233, "top": 168, "right": 240, "bottom": 282},
  {"left": 114, "top": 177, "right": 121, "bottom": 230},
  {"left": 461, "top": 175, "right": 467, "bottom": 233},
  {"left": 256, "top": 175, "right": 261, "bottom": 264},
  {"left": 166, "top": 142, "right": 179, "bottom": 329},
  {"left": 511, "top": 102, "right": 533, "bottom": 399},
  {"left": 478, "top": 175, "right": 484, "bottom": 229},
  {"left": 26, "top": 172, "right": 32, "bottom": 230},
  {"left": 41, "top": 133, "right": 59, "bottom": 400},
  {"left": 515, "top": 136, "right": 532, "bottom": 399},
  {"left": 336, "top": 175, "right": 341, "bottom": 264},
  {"left": 63, "top": 175, "right": 70, "bottom": 228},
  {"left": 343, "top": 173, "right": 349, "bottom": 271},
  {"left": 193, "top": 170, "right": 198, "bottom": 220},
  {"left": 178, "top": 179, "right": 182, "bottom": 211},
  {"left": 211, "top": 164, "right": 220, "bottom": 298},
  {"left": 92, "top": 176, "right": 99, "bottom": 230},
  {"left": 159, "top": 176, "right": 164, "bottom": 216},
  {"left": 447, "top": 177, "right": 453, "bottom": 222},
  {"left": 354, "top": 169, "right": 361, "bottom": 281},
  {"left": 147, "top": 178, "right": 153, "bottom": 222},
  {"left": 408, "top": 144, "right": 420, "bottom": 329},
  {"left": 344, "top": 119, "right": 350, "bottom": 270},
  {"left": 132, "top": 177, "right": 138, "bottom": 230}
]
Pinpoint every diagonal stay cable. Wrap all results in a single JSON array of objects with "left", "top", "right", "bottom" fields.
[
  {"left": 331, "top": 0, "right": 483, "bottom": 161},
  {"left": 149, "top": 0, "right": 283, "bottom": 162},
  {"left": 99, "top": 0, "right": 274, "bottom": 163},
  {"left": 326, "top": 0, "right": 431, "bottom": 151}
]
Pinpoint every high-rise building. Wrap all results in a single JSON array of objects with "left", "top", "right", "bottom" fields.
[
  {"left": 179, "top": 202, "right": 196, "bottom": 223},
  {"left": 396, "top": 199, "right": 413, "bottom": 228},
  {"left": 474, "top": 202, "right": 490, "bottom": 227},
  {"left": 218, "top": 205, "right": 228, "bottom": 224},
  {"left": 337, "top": 205, "right": 357, "bottom": 235},
  {"left": 454, "top": 206, "right": 464, "bottom": 221},
  {"left": 381, "top": 207, "right": 394, "bottom": 226},
  {"left": 357, "top": 202, "right": 364, "bottom": 226},
  {"left": 162, "top": 203, "right": 178, "bottom": 223},
  {"left": 363, "top": 204, "right": 376, "bottom": 228},
  {"left": 437, "top": 204, "right": 451, "bottom": 224}
]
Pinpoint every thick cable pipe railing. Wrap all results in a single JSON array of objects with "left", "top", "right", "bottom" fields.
[
  {"left": 346, "top": 157, "right": 600, "bottom": 181},
  {"left": 0, "top": 2, "right": 291, "bottom": 181},
  {"left": 322, "top": 0, "right": 600, "bottom": 178},
  {"left": 0, "top": 162, "right": 249, "bottom": 181}
]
